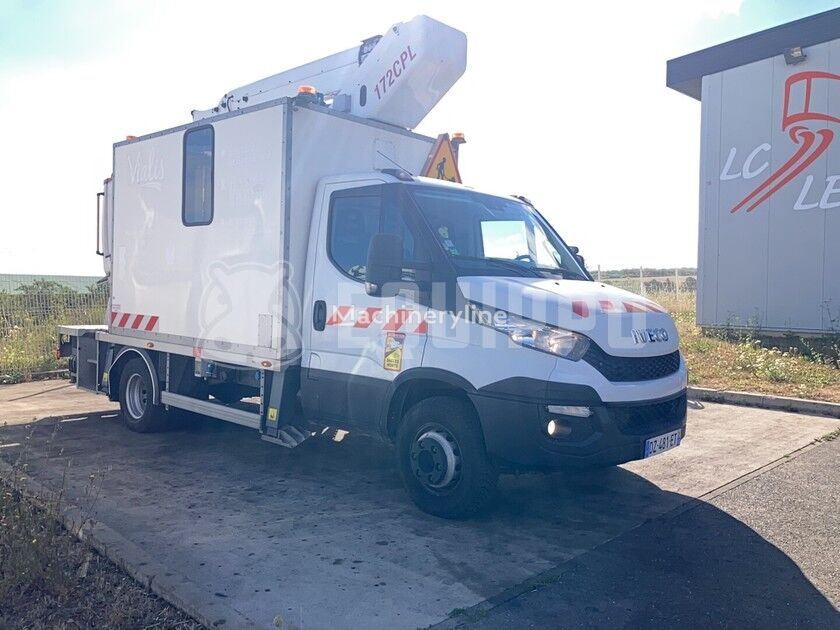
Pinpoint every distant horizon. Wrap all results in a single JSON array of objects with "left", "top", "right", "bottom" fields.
[{"left": 0, "top": 266, "right": 700, "bottom": 288}]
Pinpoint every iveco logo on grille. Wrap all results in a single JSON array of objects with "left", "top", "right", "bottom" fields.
[{"left": 631, "top": 328, "right": 669, "bottom": 344}]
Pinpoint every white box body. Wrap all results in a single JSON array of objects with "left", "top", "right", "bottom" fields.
[{"left": 110, "top": 100, "right": 434, "bottom": 362}]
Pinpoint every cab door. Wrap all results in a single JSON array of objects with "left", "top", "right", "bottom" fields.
[{"left": 303, "top": 181, "right": 430, "bottom": 429}]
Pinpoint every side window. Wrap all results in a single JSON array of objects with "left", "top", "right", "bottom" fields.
[
  {"left": 329, "top": 193, "right": 381, "bottom": 280},
  {"left": 329, "top": 185, "right": 429, "bottom": 282},
  {"left": 182, "top": 126, "right": 214, "bottom": 226}
]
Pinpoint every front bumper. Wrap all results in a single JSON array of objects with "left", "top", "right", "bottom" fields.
[{"left": 469, "top": 379, "right": 687, "bottom": 471}]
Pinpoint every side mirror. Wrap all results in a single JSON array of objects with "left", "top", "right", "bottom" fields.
[
  {"left": 366, "top": 233, "right": 403, "bottom": 297},
  {"left": 569, "top": 245, "right": 585, "bottom": 269}
]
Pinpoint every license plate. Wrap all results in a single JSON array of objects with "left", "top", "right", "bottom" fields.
[{"left": 643, "top": 429, "right": 682, "bottom": 458}]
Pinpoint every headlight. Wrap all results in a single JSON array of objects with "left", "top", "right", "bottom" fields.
[{"left": 470, "top": 304, "right": 590, "bottom": 361}]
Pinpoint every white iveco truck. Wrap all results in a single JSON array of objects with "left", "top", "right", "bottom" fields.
[{"left": 60, "top": 15, "right": 687, "bottom": 518}]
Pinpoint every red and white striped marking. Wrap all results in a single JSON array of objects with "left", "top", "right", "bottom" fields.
[
  {"left": 111, "top": 311, "right": 160, "bottom": 332},
  {"left": 572, "top": 299, "right": 666, "bottom": 317}
]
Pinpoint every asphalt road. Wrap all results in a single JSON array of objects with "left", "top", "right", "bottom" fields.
[
  {"left": 1, "top": 381, "right": 838, "bottom": 629},
  {"left": 456, "top": 438, "right": 840, "bottom": 629}
]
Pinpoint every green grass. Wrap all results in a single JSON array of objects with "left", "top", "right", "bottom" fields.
[
  {"left": 655, "top": 293, "right": 840, "bottom": 402},
  {"left": 819, "top": 427, "right": 840, "bottom": 442},
  {"left": 0, "top": 310, "right": 104, "bottom": 383},
  {"left": 0, "top": 280, "right": 107, "bottom": 382}
]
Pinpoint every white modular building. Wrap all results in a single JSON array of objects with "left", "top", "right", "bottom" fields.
[{"left": 668, "top": 8, "right": 840, "bottom": 333}]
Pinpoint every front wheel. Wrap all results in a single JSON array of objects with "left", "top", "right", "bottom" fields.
[
  {"left": 397, "top": 396, "right": 498, "bottom": 519},
  {"left": 118, "top": 357, "right": 167, "bottom": 433}
]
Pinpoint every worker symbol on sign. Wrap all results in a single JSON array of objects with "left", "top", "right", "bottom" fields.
[{"left": 422, "top": 134, "right": 462, "bottom": 183}]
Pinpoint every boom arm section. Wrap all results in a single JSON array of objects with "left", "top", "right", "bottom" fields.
[{"left": 192, "top": 15, "right": 466, "bottom": 130}]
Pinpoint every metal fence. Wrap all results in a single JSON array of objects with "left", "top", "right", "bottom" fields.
[
  {"left": 590, "top": 266, "right": 697, "bottom": 317},
  {"left": 0, "top": 276, "right": 107, "bottom": 382},
  {"left": 593, "top": 266, "right": 696, "bottom": 296}
]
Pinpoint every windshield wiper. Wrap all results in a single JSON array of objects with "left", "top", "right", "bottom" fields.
[
  {"left": 453, "top": 256, "right": 542, "bottom": 277},
  {"left": 533, "top": 267, "right": 590, "bottom": 281}
]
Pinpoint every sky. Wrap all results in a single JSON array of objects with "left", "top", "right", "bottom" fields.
[{"left": 0, "top": 0, "right": 838, "bottom": 275}]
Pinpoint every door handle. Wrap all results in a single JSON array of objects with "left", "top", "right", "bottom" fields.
[{"left": 313, "top": 300, "right": 326, "bottom": 331}]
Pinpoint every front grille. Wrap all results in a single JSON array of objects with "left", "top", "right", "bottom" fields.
[
  {"left": 610, "top": 393, "right": 687, "bottom": 436},
  {"left": 583, "top": 344, "right": 680, "bottom": 382}
]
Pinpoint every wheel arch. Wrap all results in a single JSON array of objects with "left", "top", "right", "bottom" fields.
[
  {"left": 381, "top": 368, "right": 479, "bottom": 442},
  {"left": 108, "top": 347, "right": 161, "bottom": 404}
]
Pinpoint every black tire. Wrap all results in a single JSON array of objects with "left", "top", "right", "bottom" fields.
[
  {"left": 397, "top": 396, "right": 498, "bottom": 519},
  {"left": 118, "top": 357, "right": 167, "bottom": 433}
]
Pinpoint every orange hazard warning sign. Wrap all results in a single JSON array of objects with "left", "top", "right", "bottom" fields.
[{"left": 421, "top": 134, "right": 462, "bottom": 183}]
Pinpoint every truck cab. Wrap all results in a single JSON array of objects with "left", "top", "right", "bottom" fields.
[{"left": 300, "top": 172, "right": 686, "bottom": 516}]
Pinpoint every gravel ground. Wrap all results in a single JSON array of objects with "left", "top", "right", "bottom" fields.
[{"left": 0, "top": 481, "right": 202, "bottom": 630}]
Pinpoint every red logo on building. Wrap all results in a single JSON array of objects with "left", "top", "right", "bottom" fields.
[{"left": 731, "top": 71, "right": 840, "bottom": 213}]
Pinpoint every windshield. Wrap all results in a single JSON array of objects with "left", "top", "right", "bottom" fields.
[{"left": 409, "top": 186, "right": 589, "bottom": 280}]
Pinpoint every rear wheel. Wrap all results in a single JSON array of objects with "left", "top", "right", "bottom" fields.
[
  {"left": 397, "top": 396, "right": 497, "bottom": 519},
  {"left": 118, "top": 357, "right": 167, "bottom": 433}
]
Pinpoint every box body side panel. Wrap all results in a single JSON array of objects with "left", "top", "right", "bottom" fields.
[{"left": 111, "top": 105, "right": 287, "bottom": 357}]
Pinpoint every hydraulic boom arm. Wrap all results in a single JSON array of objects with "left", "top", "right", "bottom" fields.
[{"left": 192, "top": 15, "right": 466, "bottom": 130}]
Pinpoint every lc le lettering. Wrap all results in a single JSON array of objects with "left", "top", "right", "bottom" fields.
[{"left": 720, "top": 143, "right": 840, "bottom": 210}]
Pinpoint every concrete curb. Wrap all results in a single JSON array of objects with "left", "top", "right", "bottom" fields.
[
  {"left": 687, "top": 387, "right": 840, "bottom": 419},
  {"left": 0, "top": 459, "right": 259, "bottom": 629}
]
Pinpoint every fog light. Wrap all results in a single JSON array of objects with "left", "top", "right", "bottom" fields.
[
  {"left": 546, "top": 405, "right": 592, "bottom": 418},
  {"left": 546, "top": 419, "right": 572, "bottom": 437}
]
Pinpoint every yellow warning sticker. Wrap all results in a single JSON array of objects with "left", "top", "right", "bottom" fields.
[
  {"left": 421, "top": 134, "right": 462, "bottom": 183},
  {"left": 384, "top": 332, "right": 406, "bottom": 372},
  {"left": 267, "top": 407, "right": 278, "bottom": 422}
]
